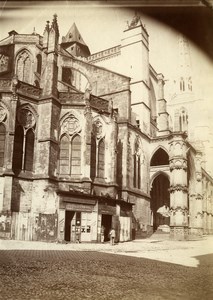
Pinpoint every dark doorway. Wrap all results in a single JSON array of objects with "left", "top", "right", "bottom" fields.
[
  {"left": 65, "top": 211, "right": 75, "bottom": 242},
  {"left": 101, "top": 214, "right": 112, "bottom": 242},
  {"left": 150, "top": 174, "right": 170, "bottom": 231}
]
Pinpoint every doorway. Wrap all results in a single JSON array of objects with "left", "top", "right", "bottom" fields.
[
  {"left": 101, "top": 214, "right": 112, "bottom": 241},
  {"left": 64, "top": 211, "right": 75, "bottom": 242},
  {"left": 150, "top": 174, "right": 170, "bottom": 231}
]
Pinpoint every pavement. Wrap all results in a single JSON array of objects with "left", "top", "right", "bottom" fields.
[{"left": 0, "top": 235, "right": 213, "bottom": 268}]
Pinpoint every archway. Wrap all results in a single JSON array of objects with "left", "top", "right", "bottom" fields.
[
  {"left": 150, "top": 147, "right": 169, "bottom": 166},
  {"left": 150, "top": 173, "right": 170, "bottom": 231}
]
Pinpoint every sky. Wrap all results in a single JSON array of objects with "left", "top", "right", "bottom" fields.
[
  {"left": 0, "top": 1, "right": 213, "bottom": 148},
  {"left": 1, "top": 1, "right": 213, "bottom": 98}
]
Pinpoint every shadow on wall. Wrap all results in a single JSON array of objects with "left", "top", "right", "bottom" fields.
[
  {"left": 33, "top": 213, "right": 58, "bottom": 242},
  {"left": 11, "top": 180, "right": 24, "bottom": 212},
  {"left": 0, "top": 212, "right": 11, "bottom": 238},
  {"left": 117, "top": 139, "right": 123, "bottom": 195}
]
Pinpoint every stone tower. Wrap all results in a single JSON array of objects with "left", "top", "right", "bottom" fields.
[
  {"left": 36, "top": 14, "right": 60, "bottom": 178},
  {"left": 121, "top": 14, "right": 151, "bottom": 135},
  {"left": 176, "top": 34, "right": 193, "bottom": 96},
  {"left": 61, "top": 23, "right": 90, "bottom": 58}
]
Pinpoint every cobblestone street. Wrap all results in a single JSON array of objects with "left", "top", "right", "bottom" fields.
[{"left": 0, "top": 237, "right": 213, "bottom": 299}]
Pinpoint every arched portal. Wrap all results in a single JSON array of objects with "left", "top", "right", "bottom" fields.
[{"left": 150, "top": 174, "right": 170, "bottom": 231}]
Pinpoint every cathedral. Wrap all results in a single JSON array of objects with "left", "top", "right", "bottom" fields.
[{"left": 0, "top": 14, "right": 212, "bottom": 243}]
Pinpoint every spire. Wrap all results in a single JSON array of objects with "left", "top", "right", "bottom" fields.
[
  {"left": 51, "top": 14, "right": 59, "bottom": 38},
  {"left": 61, "top": 23, "right": 90, "bottom": 57}
]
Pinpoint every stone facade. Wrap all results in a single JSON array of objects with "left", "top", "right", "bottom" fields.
[{"left": 0, "top": 14, "right": 212, "bottom": 242}]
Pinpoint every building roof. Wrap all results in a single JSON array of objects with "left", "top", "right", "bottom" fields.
[
  {"left": 61, "top": 23, "right": 90, "bottom": 57},
  {"left": 62, "top": 23, "right": 88, "bottom": 47}
]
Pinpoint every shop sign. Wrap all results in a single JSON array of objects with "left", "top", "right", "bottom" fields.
[
  {"left": 98, "top": 204, "right": 116, "bottom": 215},
  {"left": 66, "top": 203, "right": 93, "bottom": 212}
]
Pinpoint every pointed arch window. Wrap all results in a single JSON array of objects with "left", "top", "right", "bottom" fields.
[
  {"left": 12, "top": 109, "right": 36, "bottom": 172},
  {"left": 133, "top": 153, "right": 141, "bottom": 189},
  {"left": 179, "top": 108, "right": 188, "bottom": 132},
  {"left": 71, "top": 135, "right": 81, "bottom": 175},
  {"left": 180, "top": 77, "right": 185, "bottom": 92},
  {"left": 97, "top": 138, "right": 105, "bottom": 178},
  {"left": 24, "top": 129, "right": 35, "bottom": 171},
  {"left": 16, "top": 50, "right": 32, "bottom": 84},
  {"left": 36, "top": 54, "right": 42, "bottom": 74},
  {"left": 59, "top": 134, "right": 82, "bottom": 176},
  {"left": 0, "top": 124, "right": 6, "bottom": 167},
  {"left": 90, "top": 135, "right": 96, "bottom": 181},
  {"left": 188, "top": 77, "right": 192, "bottom": 91},
  {"left": 12, "top": 126, "right": 24, "bottom": 170},
  {"left": 59, "top": 135, "right": 69, "bottom": 175}
]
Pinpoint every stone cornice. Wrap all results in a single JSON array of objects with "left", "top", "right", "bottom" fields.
[
  {"left": 119, "top": 186, "right": 150, "bottom": 200},
  {"left": 169, "top": 185, "right": 188, "bottom": 193}
]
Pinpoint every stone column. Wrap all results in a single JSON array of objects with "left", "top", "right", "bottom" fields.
[
  {"left": 110, "top": 109, "right": 118, "bottom": 186},
  {"left": 191, "top": 151, "right": 203, "bottom": 237},
  {"left": 169, "top": 133, "right": 188, "bottom": 240},
  {"left": 157, "top": 74, "right": 169, "bottom": 135},
  {"left": 3, "top": 81, "right": 18, "bottom": 212},
  {"left": 82, "top": 91, "right": 92, "bottom": 187}
]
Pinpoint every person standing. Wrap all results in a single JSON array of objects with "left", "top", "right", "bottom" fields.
[
  {"left": 101, "top": 225, "right": 105, "bottom": 243},
  {"left": 109, "top": 228, "right": 115, "bottom": 245}
]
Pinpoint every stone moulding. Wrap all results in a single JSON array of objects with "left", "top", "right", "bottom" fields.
[
  {"left": 169, "top": 158, "right": 187, "bottom": 171},
  {"left": 0, "top": 79, "right": 11, "bottom": 90},
  {"left": 18, "top": 81, "right": 41, "bottom": 98},
  {"left": 169, "top": 184, "right": 188, "bottom": 192},
  {"left": 170, "top": 206, "right": 188, "bottom": 214}
]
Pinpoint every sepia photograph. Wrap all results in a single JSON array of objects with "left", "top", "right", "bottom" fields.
[{"left": 0, "top": 0, "right": 213, "bottom": 299}]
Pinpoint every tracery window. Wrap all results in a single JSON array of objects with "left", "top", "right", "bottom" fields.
[
  {"left": 59, "top": 135, "right": 69, "bottom": 174},
  {"left": 12, "top": 108, "right": 36, "bottom": 172},
  {"left": 90, "top": 119, "right": 105, "bottom": 180},
  {"left": 0, "top": 124, "right": 6, "bottom": 167},
  {"left": 16, "top": 50, "right": 32, "bottom": 84},
  {"left": 97, "top": 138, "right": 105, "bottom": 178},
  {"left": 179, "top": 108, "right": 188, "bottom": 132},
  {"left": 90, "top": 135, "right": 96, "bottom": 181},
  {"left": 71, "top": 135, "right": 81, "bottom": 175},
  {"left": 180, "top": 77, "right": 185, "bottom": 92},
  {"left": 59, "top": 134, "right": 81, "bottom": 176}
]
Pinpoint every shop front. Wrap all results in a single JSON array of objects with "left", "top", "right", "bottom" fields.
[{"left": 57, "top": 190, "right": 133, "bottom": 243}]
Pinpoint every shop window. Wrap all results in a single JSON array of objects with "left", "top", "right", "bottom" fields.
[
  {"left": 97, "top": 138, "right": 105, "bottom": 178},
  {"left": 0, "top": 124, "right": 6, "bottom": 167},
  {"left": 71, "top": 135, "right": 81, "bottom": 175}
]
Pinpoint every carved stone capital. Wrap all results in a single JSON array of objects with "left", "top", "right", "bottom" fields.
[
  {"left": 196, "top": 171, "right": 202, "bottom": 182},
  {"left": 170, "top": 158, "right": 187, "bottom": 171},
  {"left": 169, "top": 185, "right": 188, "bottom": 193}
]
